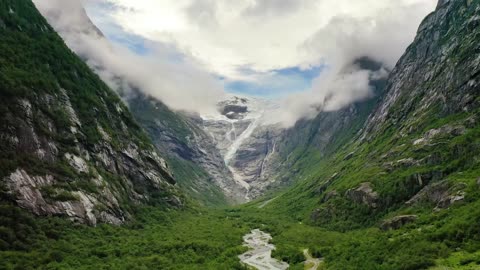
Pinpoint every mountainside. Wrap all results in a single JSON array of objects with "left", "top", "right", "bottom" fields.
[
  {"left": 256, "top": 58, "right": 389, "bottom": 195},
  {"left": 127, "top": 92, "right": 247, "bottom": 205},
  {"left": 264, "top": 0, "right": 480, "bottom": 250},
  {"left": 0, "top": 0, "right": 182, "bottom": 225},
  {"left": 32, "top": 0, "right": 245, "bottom": 206}
]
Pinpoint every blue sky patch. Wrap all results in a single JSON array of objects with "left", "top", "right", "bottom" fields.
[{"left": 225, "top": 66, "right": 323, "bottom": 98}]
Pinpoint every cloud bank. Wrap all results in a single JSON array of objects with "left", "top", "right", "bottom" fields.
[
  {"left": 33, "top": 0, "right": 436, "bottom": 126},
  {"left": 272, "top": 0, "right": 437, "bottom": 126},
  {"left": 33, "top": 0, "right": 225, "bottom": 116}
]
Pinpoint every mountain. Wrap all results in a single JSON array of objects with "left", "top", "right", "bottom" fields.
[
  {"left": 32, "top": 0, "right": 247, "bottom": 206},
  {"left": 0, "top": 0, "right": 182, "bottom": 225},
  {"left": 126, "top": 91, "right": 247, "bottom": 205},
  {"left": 2, "top": 0, "right": 480, "bottom": 269},
  {"left": 266, "top": 0, "right": 480, "bottom": 237},
  {"left": 198, "top": 95, "right": 282, "bottom": 200}
]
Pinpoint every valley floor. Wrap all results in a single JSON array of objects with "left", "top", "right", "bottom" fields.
[{"left": 1, "top": 198, "right": 480, "bottom": 270}]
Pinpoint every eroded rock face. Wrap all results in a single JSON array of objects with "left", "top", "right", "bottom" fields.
[
  {"left": 194, "top": 96, "right": 284, "bottom": 201},
  {"left": 228, "top": 124, "right": 284, "bottom": 200},
  {"left": 380, "top": 215, "right": 418, "bottom": 231},
  {"left": 346, "top": 182, "right": 379, "bottom": 208},
  {"left": 64, "top": 153, "right": 89, "bottom": 174},
  {"left": 3, "top": 169, "right": 124, "bottom": 225},
  {"left": 0, "top": 65, "right": 179, "bottom": 226},
  {"left": 406, "top": 181, "right": 466, "bottom": 210}
]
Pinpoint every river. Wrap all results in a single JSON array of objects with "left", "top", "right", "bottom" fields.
[{"left": 238, "top": 229, "right": 289, "bottom": 270}]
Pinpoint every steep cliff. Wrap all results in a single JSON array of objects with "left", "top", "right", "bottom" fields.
[{"left": 0, "top": 0, "right": 182, "bottom": 225}]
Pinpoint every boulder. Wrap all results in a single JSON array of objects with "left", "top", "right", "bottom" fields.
[
  {"left": 322, "top": 190, "right": 339, "bottom": 203},
  {"left": 436, "top": 191, "right": 465, "bottom": 209},
  {"left": 381, "top": 215, "right": 418, "bottom": 230},
  {"left": 166, "top": 195, "right": 183, "bottom": 208},
  {"left": 344, "top": 152, "right": 355, "bottom": 161},
  {"left": 345, "top": 182, "right": 379, "bottom": 208}
]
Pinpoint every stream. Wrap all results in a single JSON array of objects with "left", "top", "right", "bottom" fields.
[{"left": 239, "top": 229, "right": 289, "bottom": 270}]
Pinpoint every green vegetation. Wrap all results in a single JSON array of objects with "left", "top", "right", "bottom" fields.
[
  {"left": 0, "top": 203, "right": 250, "bottom": 270},
  {"left": 0, "top": 0, "right": 155, "bottom": 176},
  {"left": 0, "top": 0, "right": 181, "bottom": 218}
]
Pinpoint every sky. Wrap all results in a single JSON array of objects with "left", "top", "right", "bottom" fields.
[{"left": 34, "top": 0, "right": 437, "bottom": 126}]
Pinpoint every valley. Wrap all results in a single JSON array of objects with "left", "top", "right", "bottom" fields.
[{"left": 1, "top": 0, "right": 480, "bottom": 269}]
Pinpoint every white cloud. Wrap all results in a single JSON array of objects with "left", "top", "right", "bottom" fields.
[
  {"left": 100, "top": 0, "right": 436, "bottom": 79},
  {"left": 33, "top": 0, "right": 437, "bottom": 125},
  {"left": 33, "top": 0, "right": 225, "bottom": 115},
  {"left": 270, "top": 0, "right": 437, "bottom": 127}
]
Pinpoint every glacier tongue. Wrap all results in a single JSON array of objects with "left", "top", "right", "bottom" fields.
[
  {"left": 199, "top": 95, "right": 282, "bottom": 201},
  {"left": 224, "top": 110, "right": 263, "bottom": 166}
]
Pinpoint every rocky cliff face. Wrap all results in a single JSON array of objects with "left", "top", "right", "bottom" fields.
[
  {"left": 363, "top": 0, "right": 480, "bottom": 138},
  {"left": 0, "top": 0, "right": 182, "bottom": 225}
]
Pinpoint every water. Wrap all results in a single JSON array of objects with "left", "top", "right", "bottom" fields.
[{"left": 239, "top": 229, "right": 289, "bottom": 270}]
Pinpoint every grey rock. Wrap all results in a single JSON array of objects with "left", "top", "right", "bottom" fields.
[
  {"left": 166, "top": 195, "right": 183, "bottom": 208},
  {"left": 1, "top": 95, "right": 178, "bottom": 225},
  {"left": 406, "top": 181, "right": 467, "bottom": 209},
  {"left": 322, "top": 190, "right": 339, "bottom": 203},
  {"left": 344, "top": 152, "right": 355, "bottom": 161},
  {"left": 345, "top": 182, "right": 379, "bottom": 208},
  {"left": 384, "top": 158, "right": 419, "bottom": 172},
  {"left": 64, "top": 153, "right": 89, "bottom": 174},
  {"left": 4, "top": 169, "right": 100, "bottom": 225},
  {"left": 436, "top": 191, "right": 465, "bottom": 209},
  {"left": 380, "top": 215, "right": 418, "bottom": 231}
]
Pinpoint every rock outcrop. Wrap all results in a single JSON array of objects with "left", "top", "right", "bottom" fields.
[
  {"left": 380, "top": 215, "right": 418, "bottom": 231},
  {"left": 346, "top": 182, "right": 379, "bottom": 208},
  {"left": 406, "top": 181, "right": 466, "bottom": 209}
]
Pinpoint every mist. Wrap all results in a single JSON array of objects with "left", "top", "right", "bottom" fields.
[
  {"left": 33, "top": 0, "right": 436, "bottom": 127},
  {"left": 33, "top": 0, "right": 225, "bottom": 116},
  {"left": 269, "top": 0, "right": 436, "bottom": 127}
]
